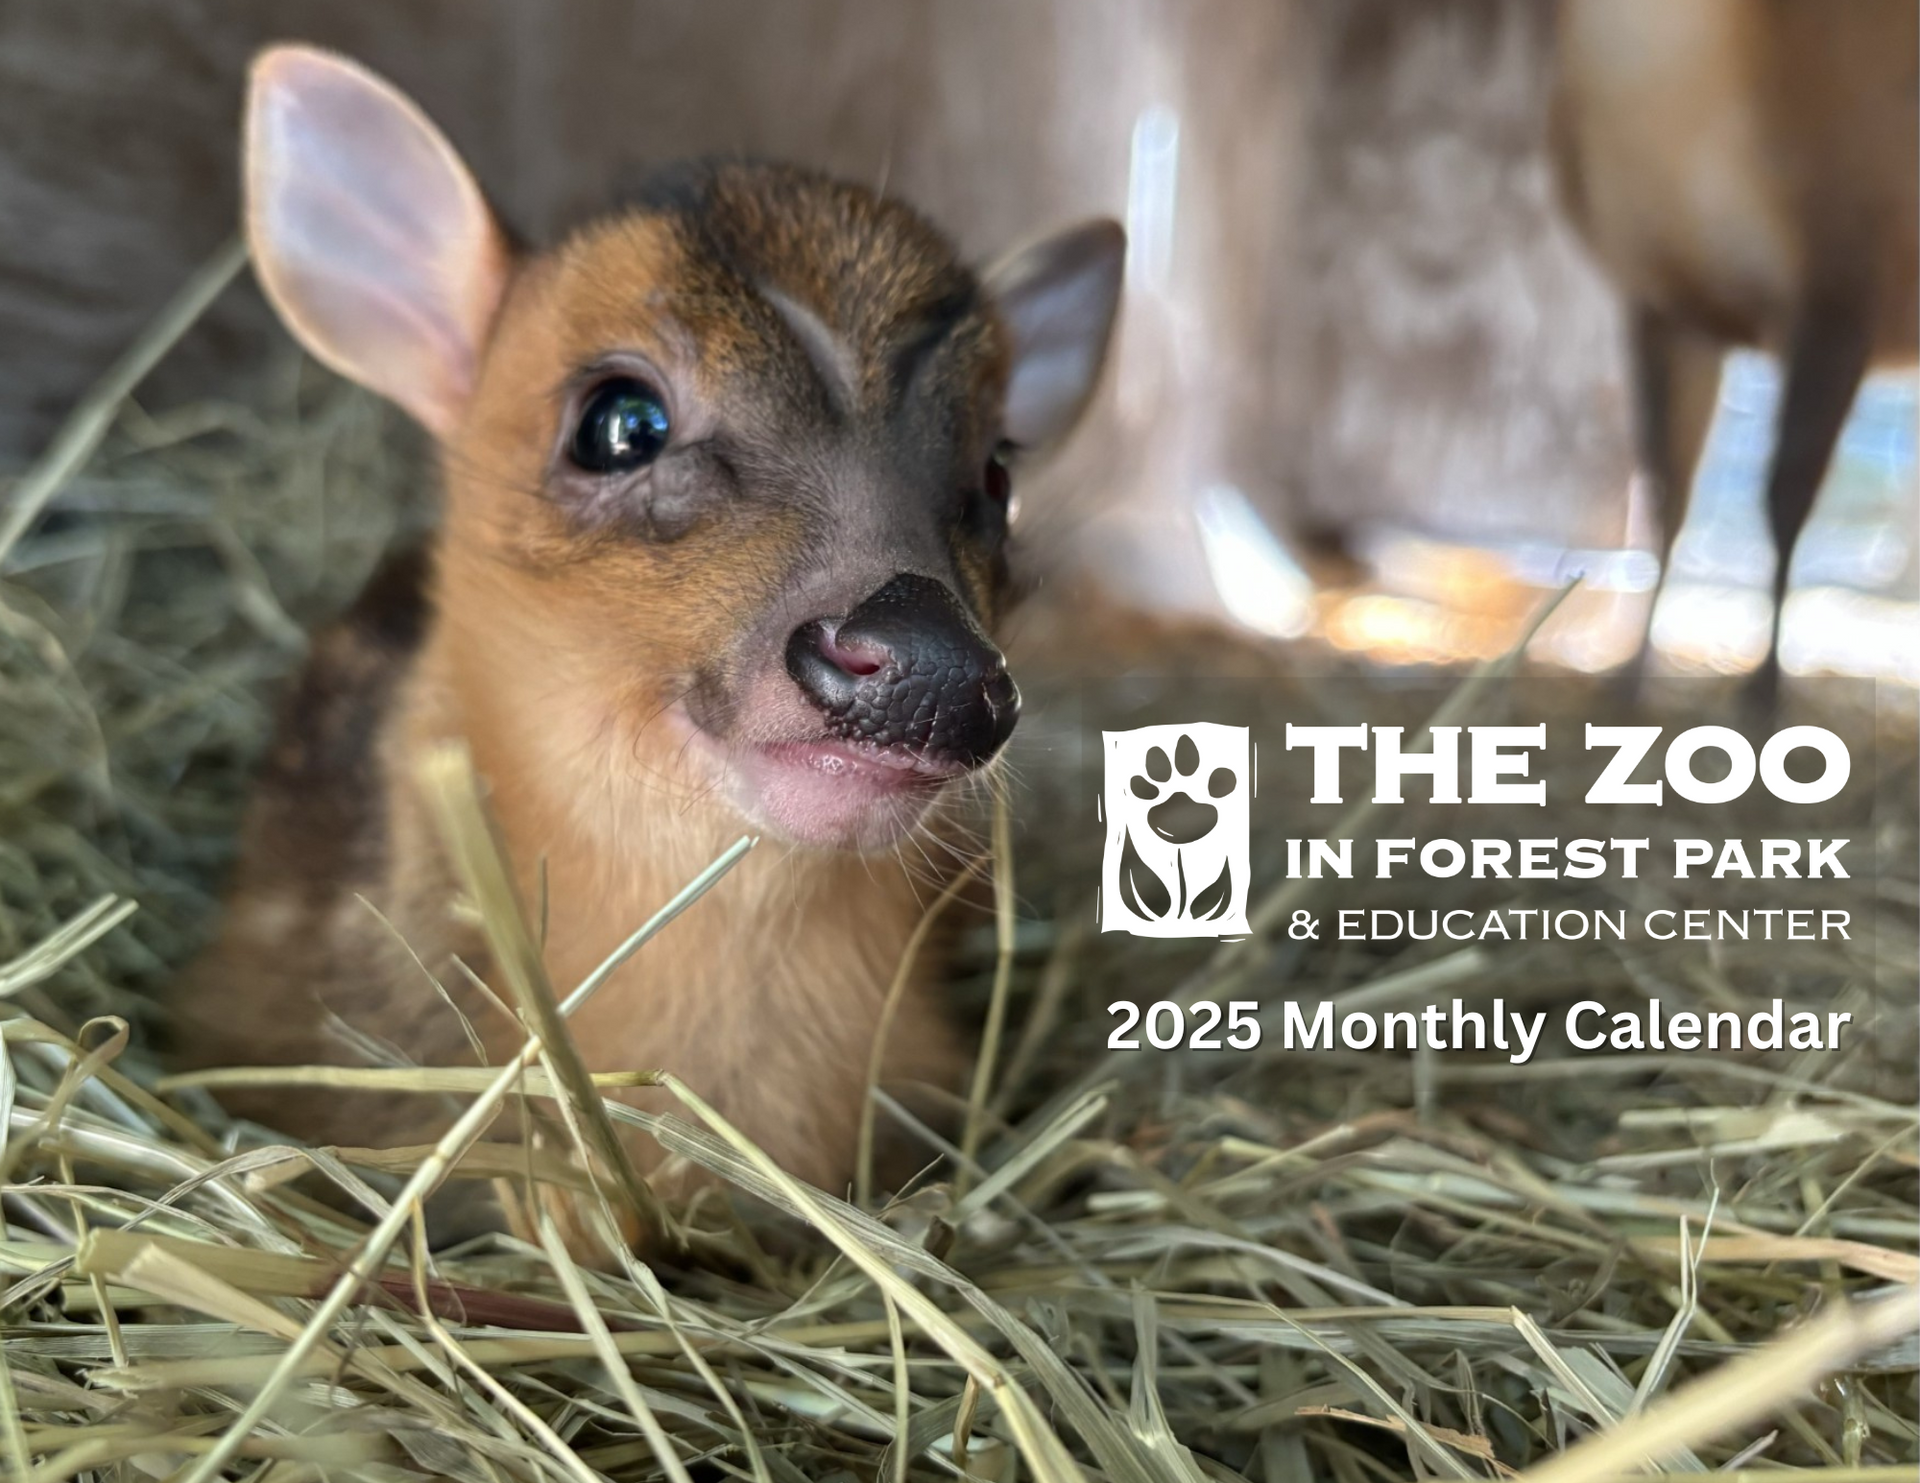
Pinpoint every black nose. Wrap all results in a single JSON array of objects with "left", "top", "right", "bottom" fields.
[{"left": 786, "top": 574, "right": 1020, "bottom": 766}]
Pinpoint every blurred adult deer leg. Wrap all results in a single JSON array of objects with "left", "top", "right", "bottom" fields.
[
  {"left": 1626, "top": 306, "right": 1722, "bottom": 695},
  {"left": 1751, "top": 297, "right": 1874, "bottom": 714}
]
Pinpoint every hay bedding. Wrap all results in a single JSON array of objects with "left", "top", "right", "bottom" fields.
[{"left": 0, "top": 256, "right": 1915, "bottom": 1483}]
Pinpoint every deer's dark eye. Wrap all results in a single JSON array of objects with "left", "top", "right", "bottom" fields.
[{"left": 569, "top": 378, "right": 670, "bottom": 473}]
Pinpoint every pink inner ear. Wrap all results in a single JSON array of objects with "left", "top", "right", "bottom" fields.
[{"left": 247, "top": 48, "right": 507, "bottom": 435}]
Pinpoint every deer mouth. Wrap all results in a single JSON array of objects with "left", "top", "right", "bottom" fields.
[
  {"left": 731, "top": 735, "right": 973, "bottom": 850},
  {"left": 668, "top": 701, "right": 980, "bottom": 852},
  {"left": 759, "top": 738, "right": 972, "bottom": 781}
]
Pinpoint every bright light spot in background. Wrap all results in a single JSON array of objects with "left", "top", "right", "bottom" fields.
[
  {"left": 1126, "top": 105, "right": 1180, "bottom": 294},
  {"left": 1648, "top": 584, "right": 1773, "bottom": 675},
  {"left": 1354, "top": 527, "right": 1660, "bottom": 597},
  {"left": 1195, "top": 484, "right": 1315, "bottom": 639},
  {"left": 1255, "top": 357, "right": 1917, "bottom": 681},
  {"left": 1780, "top": 587, "right": 1920, "bottom": 686},
  {"left": 1306, "top": 527, "right": 1659, "bottom": 672},
  {"left": 1655, "top": 354, "right": 1918, "bottom": 682},
  {"left": 1324, "top": 594, "right": 1514, "bottom": 667}
]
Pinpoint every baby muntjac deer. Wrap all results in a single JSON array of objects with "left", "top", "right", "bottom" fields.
[
  {"left": 173, "top": 45, "right": 1123, "bottom": 1244},
  {"left": 1550, "top": 0, "right": 1917, "bottom": 702}
]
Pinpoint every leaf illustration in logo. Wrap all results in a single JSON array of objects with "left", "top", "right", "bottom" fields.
[
  {"left": 1118, "top": 827, "right": 1172, "bottom": 921},
  {"left": 1188, "top": 856, "right": 1233, "bottom": 921}
]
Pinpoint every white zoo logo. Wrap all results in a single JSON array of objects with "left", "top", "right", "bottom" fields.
[{"left": 1101, "top": 724, "right": 1252, "bottom": 938}]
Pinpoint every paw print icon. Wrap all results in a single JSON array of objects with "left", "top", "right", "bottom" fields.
[
  {"left": 1102, "top": 724, "right": 1252, "bottom": 937},
  {"left": 1131, "top": 734, "right": 1237, "bottom": 843}
]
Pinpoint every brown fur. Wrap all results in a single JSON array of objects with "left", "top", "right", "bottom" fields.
[
  {"left": 174, "top": 158, "right": 1040, "bottom": 1244},
  {"left": 1549, "top": 0, "right": 1918, "bottom": 698}
]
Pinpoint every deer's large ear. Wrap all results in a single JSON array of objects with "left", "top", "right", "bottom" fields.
[
  {"left": 245, "top": 45, "right": 510, "bottom": 436},
  {"left": 985, "top": 219, "right": 1125, "bottom": 450}
]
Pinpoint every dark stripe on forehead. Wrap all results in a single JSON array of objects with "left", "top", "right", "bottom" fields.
[{"left": 888, "top": 280, "right": 986, "bottom": 399}]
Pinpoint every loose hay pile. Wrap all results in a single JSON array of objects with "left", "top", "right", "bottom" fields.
[{"left": 1, "top": 261, "right": 1915, "bottom": 1483}]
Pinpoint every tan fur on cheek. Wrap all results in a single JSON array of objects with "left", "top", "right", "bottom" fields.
[{"left": 432, "top": 237, "right": 805, "bottom": 716}]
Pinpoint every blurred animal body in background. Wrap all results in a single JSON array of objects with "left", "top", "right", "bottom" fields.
[{"left": 1550, "top": 0, "right": 1919, "bottom": 702}]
